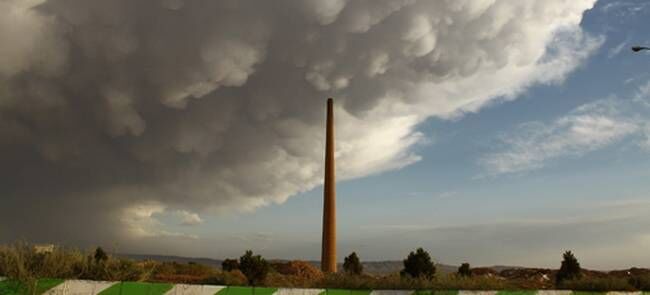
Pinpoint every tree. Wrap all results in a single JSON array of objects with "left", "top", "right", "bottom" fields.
[
  {"left": 343, "top": 252, "right": 363, "bottom": 275},
  {"left": 556, "top": 250, "right": 581, "bottom": 286},
  {"left": 222, "top": 258, "right": 240, "bottom": 272},
  {"left": 94, "top": 247, "right": 108, "bottom": 263},
  {"left": 239, "top": 250, "right": 270, "bottom": 285},
  {"left": 401, "top": 248, "right": 436, "bottom": 279},
  {"left": 458, "top": 263, "right": 471, "bottom": 277}
]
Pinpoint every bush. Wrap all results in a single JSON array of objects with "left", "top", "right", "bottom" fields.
[
  {"left": 401, "top": 248, "right": 436, "bottom": 279},
  {"left": 272, "top": 260, "right": 323, "bottom": 281},
  {"left": 239, "top": 250, "right": 270, "bottom": 285},
  {"left": 629, "top": 275, "right": 650, "bottom": 291},
  {"left": 458, "top": 263, "right": 471, "bottom": 277},
  {"left": 433, "top": 273, "right": 513, "bottom": 290},
  {"left": 560, "top": 276, "right": 635, "bottom": 291},
  {"left": 152, "top": 261, "right": 218, "bottom": 283},
  {"left": 343, "top": 252, "right": 363, "bottom": 275},
  {"left": 222, "top": 259, "right": 240, "bottom": 272},
  {"left": 317, "top": 272, "right": 378, "bottom": 289},
  {"left": 556, "top": 250, "right": 581, "bottom": 286},
  {"left": 93, "top": 247, "right": 108, "bottom": 264}
]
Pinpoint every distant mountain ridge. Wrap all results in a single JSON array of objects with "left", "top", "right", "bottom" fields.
[{"left": 118, "top": 253, "right": 521, "bottom": 275}]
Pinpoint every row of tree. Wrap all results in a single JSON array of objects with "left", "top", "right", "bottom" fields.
[{"left": 222, "top": 248, "right": 583, "bottom": 287}]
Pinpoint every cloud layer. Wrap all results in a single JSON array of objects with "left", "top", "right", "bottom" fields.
[
  {"left": 481, "top": 82, "right": 650, "bottom": 176},
  {"left": 0, "top": 0, "right": 598, "bottom": 249},
  {"left": 350, "top": 198, "right": 650, "bottom": 269}
]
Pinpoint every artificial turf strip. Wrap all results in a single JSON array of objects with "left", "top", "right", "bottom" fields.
[
  {"left": 254, "top": 287, "right": 279, "bottom": 295},
  {"left": 0, "top": 278, "right": 64, "bottom": 295},
  {"left": 349, "top": 290, "right": 372, "bottom": 295},
  {"left": 318, "top": 289, "right": 371, "bottom": 295},
  {"left": 98, "top": 281, "right": 173, "bottom": 295},
  {"left": 0, "top": 280, "right": 24, "bottom": 295},
  {"left": 496, "top": 291, "right": 537, "bottom": 295},
  {"left": 35, "top": 278, "right": 65, "bottom": 294},
  {"left": 216, "top": 286, "right": 279, "bottom": 295}
]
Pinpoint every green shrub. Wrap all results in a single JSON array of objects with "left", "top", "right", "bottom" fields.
[
  {"left": 556, "top": 251, "right": 581, "bottom": 286},
  {"left": 458, "top": 263, "right": 471, "bottom": 277},
  {"left": 94, "top": 247, "right": 108, "bottom": 264},
  {"left": 629, "top": 275, "right": 650, "bottom": 291},
  {"left": 223, "top": 259, "right": 240, "bottom": 272},
  {"left": 239, "top": 250, "right": 270, "bottom": 286},
  {"left": 401, "top": 248, "right": 436, "bottom": 279},
  {"left": 343, "top": 252, "right": 363, "bottom": 275}
]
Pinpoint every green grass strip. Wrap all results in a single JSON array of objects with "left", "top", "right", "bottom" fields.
[
  {"left": 496, "top": 291, "right": 537, "bottom": 295},
  {"left": 0, "top": 278, "right": 64, "bottom": 295},
  {"left": 432, "top": 291, "right": 459, "bottom": 295},
  {"left": 349, "top": 290, "right": 371, "bottom": 295},
  {"left": 412, "top": 291, "right": 433, "bottom": 295},
  {"left": 98, "top": 281, "right": 173, "bottom": 295},
  {"left": 253, "top": 287, "right": 279, "bottom": 295},
  {"left": 0, "top": 280, "right": 25, "bottom": 295},
  {"left": 35, "top": 278, "right": 64, "bottom": 294},
  {"left": 217, "top": 286, "right": 254, "bottom": 295},
  {"left": 216, "top": 286, "right": 279, "bottom": 295}
]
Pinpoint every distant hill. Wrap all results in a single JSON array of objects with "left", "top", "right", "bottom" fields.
[{"left": 117, "top": 253, "right": 520, "bottom": 275}]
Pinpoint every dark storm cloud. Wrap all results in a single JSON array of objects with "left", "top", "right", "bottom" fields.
[{"left": 0, "top": 0, "right": 599, "bottom": 248}]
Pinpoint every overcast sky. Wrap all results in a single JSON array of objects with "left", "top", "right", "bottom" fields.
[{"left": 1, "top": 0, "right": 649, "bottom": 270}]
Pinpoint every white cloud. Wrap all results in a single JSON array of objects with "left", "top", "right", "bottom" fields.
[
  {"left": 601, "top": 1, "right": 650, "bottom": 17},
  {"left": 177, "top": 210, "right": 203, "bottom": 226},
  {"left": 607, "top": 39, "right": 629, "bottom": 59},
  {"left": 121, "top": 202, "right": 199, "bottom": 239},
  {"left": 481, "top": 82, "right": 650, "bottom": 176}
]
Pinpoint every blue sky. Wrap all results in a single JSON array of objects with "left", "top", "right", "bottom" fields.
[{"left": 160, "top": 0, "right": 650, "bottom": 269}]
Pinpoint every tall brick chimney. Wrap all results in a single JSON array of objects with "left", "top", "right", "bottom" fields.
[{"left": 321, "top": 98, "right": 337, "bottom": 273}]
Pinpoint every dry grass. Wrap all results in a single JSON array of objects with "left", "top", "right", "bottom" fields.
[
  {"left": 0, "top": 242, "right": 155, "bottom": 287},
  {"left": 559, "top": 276, "right": 640, "bottom": 291},
  {"left": 2, "top": 242, "right": 650, "bottom": 291}
]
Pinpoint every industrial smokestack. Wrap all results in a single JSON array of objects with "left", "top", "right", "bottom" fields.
[{"left": 321, "top": 98, "right": 337, "bottom": 273}]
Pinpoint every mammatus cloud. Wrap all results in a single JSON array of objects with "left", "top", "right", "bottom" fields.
[
  {"left": 481, "top": 81, "right": 650, "bottom": 176},
  {"left": 0, "top": 0, "right": 599, "bottom": 249}
]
